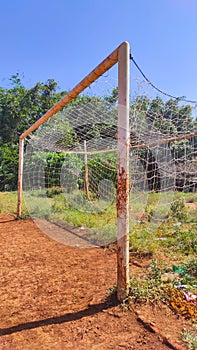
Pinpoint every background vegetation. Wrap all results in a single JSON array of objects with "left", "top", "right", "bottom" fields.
[{"left": 1, "top": 74, "right": 197, "bottom": 193}]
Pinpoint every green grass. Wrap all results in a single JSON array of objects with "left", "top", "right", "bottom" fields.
[
  {"left": 0, "top": 190, "right": 197, "bottom": 253},
  {"left": 129, "top": 192, "right": 197, "bottom": 257},
  {"left": 181, "top": 324, "right": 197, "bottom": 350},
  {"left": 110, "top": 257, "right": 197, "bottom": 323},
  {"left": 0, "top": 191, "right": 29, "bottom": 217}
]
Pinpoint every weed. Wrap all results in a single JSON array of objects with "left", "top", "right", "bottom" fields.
[
  {"left": 181, "top": 326, "right": 197, "bottom": 350},
  {"left": 129, "top": 225, "right": 157, "bottom": 255},
  {"left": 174, "top": 259, "right": 197, "bottom": 290},
  {"left": 127, "top": 276, "right": 164, "bottom": 304},
  {"left": 170, "top": 196, "right": 187, "bottom": 221},
  {"left": 160, "top": 224, "right": 197, "bottom": 255},
  {"left": 123, "top": 260, "right": 167, "bottom": 307},
  {"left": 107, "top": 284, "right": 117, "bottom": 298},
  {"left": 46, "top": 187, "right": 63, "bottom": 197}
]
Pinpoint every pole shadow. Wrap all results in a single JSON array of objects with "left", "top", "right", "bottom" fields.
[{"left": 0, "top": 297, "right": 119, "bottom": 336}]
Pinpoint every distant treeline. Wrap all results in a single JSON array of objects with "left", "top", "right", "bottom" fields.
[{"left": 0, "top": 74, "right": 197, "bottom": 192}]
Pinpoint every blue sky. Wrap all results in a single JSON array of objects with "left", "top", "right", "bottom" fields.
[{"left": 1, "top": 0, "right": 197, "bottom": 102}]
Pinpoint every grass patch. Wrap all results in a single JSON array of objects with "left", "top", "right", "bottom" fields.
[
  {"left": 0, "top": 191, "right": 29, "bottom": 217},
  {"left": 118, "top": 258, "right": 197, "bottom": 321},
  {"left": 0, "top": 190, "right": 197, "bottom": 254},
  {"left": 181, "top": 325, "right": 197, "bottom": 350}
]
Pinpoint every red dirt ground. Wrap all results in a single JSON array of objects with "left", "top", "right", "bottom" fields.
[{"left": 0, "top": 215, "right": 193, "bottom": 349}]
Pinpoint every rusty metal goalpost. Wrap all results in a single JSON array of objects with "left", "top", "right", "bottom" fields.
[{"left": 17, "top": 41, "right": 130, "bottom": 301}]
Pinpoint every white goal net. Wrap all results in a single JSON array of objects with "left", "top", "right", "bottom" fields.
[
  {"left": 22, "top": 77, "right": 119, "bottom": 247},
  {"left": 18, "top": 43, "right": 197, "bottom": 248}
]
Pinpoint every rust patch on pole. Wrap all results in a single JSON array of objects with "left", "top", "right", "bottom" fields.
[
  {"left": 117, "top": 166, "right": 130, "bottom": 300},
  {"left": 117, "top": 167, "right": 129, "bottom": 214}
]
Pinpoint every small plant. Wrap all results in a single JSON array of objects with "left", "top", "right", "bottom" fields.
[
  {"left": 107, "top": 284, "right": 117, "bottom": 298},
  {"left": 166, "top": 225, "right": 197, "bottom": 255},
  {"left": 125, "top": 261, "right": 167, "bottom": 306},
  {"left": 145, "top": 203, "right": 154, "bottom": 220},
  {"left": 181, "top": 326, "right": 197, "bottom": 350},
  {"left": 170, "top": 196, "right": 187, "bottom": 221},
  {"left": 129, "top": 226, "right": 156, "bottom": 256},
  {"left": 106, "top": 284, "right": 118, "bottom": 306},
  {"left": 128, "top": 277, "right": 163, "bottom": 303},
  {"left": 46, "top": 187, "right": 62, "bottom": 197},
  {"left": 183, "top": 259, "right": 197, "bottom": 278},
  {"left": 176, "top": 259, "right": 197, "bottom": 289}
]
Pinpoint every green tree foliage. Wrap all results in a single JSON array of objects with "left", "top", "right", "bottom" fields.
[
  {"left": 131, "top": 96, "right": 197, "bottom": 191},
  {"left": 0, "top": 74, "right": 66, "bottom": 145},
  {"left": 0, "top": 74, "right": 66, "bottom": 190},
  {"left": 0, "top": 75, "right": 196, "bottom": 193},
  {"left": 131, "top": 95, "right": 196, "bottom": 137},
  {"left": 0, "top": 144, "right": 18, "bottom": 191}
]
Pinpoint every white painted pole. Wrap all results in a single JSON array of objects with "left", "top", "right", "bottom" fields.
[
  {"left": 17, "top": 138, "right": 24, "bottom": 217},
  {"left": 84, "top": 140, "right": 90, "bottom": 201},
  {"left": 117, "top": 42, "right": 130, "bottom": 301}
]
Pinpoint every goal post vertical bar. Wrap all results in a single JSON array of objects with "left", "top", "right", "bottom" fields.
[
  {"left": 117, "top": 41, "right": 130, "bottom": 301},
  {"left": 17, "top": 137, "right": 24, "bottom": 217},
  {"left": 84, "top": 140, "right": 90, "bottom": 201}
]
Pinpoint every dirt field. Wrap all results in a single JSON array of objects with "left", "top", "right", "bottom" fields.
[{"left": 0, "top": 215, "right": 193, "bottom": 349}]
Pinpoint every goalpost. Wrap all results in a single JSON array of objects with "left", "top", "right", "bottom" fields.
[{"left": 17, "top": 41, "right": 130, "bottom": 301}]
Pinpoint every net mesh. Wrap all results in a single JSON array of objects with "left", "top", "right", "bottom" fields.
[
  {"left": 129, "top": 78, "right": 197, "bottom": 230},
  {"left": 23, "top": 73, "right": 119, "bottom": 247},
  {"left": 23, "top": 68, "right": 197, "bottom": 247}
]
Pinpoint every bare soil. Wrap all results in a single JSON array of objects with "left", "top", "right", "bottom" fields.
[{"left": 0, "top": 215, "right": 193, "bottom": 349}]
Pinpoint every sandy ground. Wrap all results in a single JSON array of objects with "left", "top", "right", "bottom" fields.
[{"left": 0, "top": 215, "right": 193, "bottom": 349}]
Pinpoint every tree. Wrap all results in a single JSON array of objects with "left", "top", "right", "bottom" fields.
[
  {"left": 0, "top": 74, "right": 66, "bottom": 190},
  {"left": 0, "top": 74, "right": 66, "bottom": 146},
  {"left": 0, "top": 75, "right": 196, "bottom": 193},
  {"left": 130, "top": 96, "right": 197, "bottom": 191},
  {"left": 0, "top": 144, "right": 18, "bottom": 191}
]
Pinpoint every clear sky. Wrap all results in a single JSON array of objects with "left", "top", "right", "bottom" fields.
[{"left": 1, "top": 0, "right": 197, "bottom": 102}]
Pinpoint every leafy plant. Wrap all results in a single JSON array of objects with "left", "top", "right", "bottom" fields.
[
  {"left": 181, "top": 325, "right": 197, "bottom": 350},
  {"left": 170, "top": 196, "right": 187, "bottom": 221},
  {"left": 0, "top": 144, "right": 18, "bottom": 191}
]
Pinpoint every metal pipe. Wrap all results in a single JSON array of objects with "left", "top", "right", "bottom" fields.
[
  {"left": 17, "top": 138, "right": 24, "bottom": 217},
  {"left": 117, "top": 41, "right": 130, "bottom": 301}
]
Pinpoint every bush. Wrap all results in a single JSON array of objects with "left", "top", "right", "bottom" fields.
[{"left": 170, "top": 196, "right": 187, "bottom": 221}]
